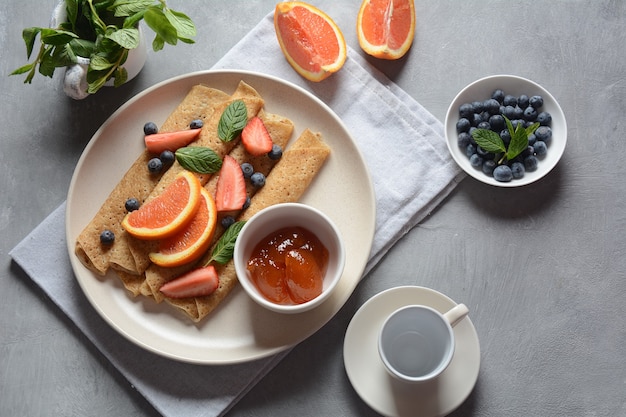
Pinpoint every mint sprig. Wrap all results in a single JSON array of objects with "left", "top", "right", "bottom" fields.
[
  {"left": 472, "top": 116, "right": 539, "bottom": 163},
  {"left": 175, "top": 146, "right": 222, "bottom": 174},
  {"left": 204, "top": 221, "right": 247, "bottom": 265},
  {"left": 11, "top": 0, "right": 196, "bottom": 94},
  {"left": 217, "top": 100, "right": 248, "bottom": 142}
]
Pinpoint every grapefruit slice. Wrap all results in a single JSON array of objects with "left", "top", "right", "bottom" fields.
[
  {"left": 357, "top": 0, "right": 416, "bottom": 60},
  {"left": 122, "top": 171, "right": 202, "bottom": 240},
  {"left": 149, "top": 187, "right": 218, "bottom": 267},
  {"left": 274, "top": 1, "right": 347, "bottom": 82}
]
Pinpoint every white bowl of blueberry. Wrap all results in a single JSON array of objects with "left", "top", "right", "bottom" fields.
[{"left": 445, "top": 75, "right": 567, "bottom": 187}]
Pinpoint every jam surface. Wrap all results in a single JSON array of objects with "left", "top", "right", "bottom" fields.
[{"left": 247, "top": 226, "right": 329, "bottom": 305}]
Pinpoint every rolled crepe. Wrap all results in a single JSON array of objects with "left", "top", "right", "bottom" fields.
[
  {"left": 74, "top": 85, "right": 230, "bottom": 276},
  {"left": 155, "top": 129, "right": 331, "bottom": 322}
]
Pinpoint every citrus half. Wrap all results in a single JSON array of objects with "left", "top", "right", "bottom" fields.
[
  {"left": 149, "top": 187, "right": 218, "bottom": 267},
  {"left": 274, "top": 1, "right": 347, "bottom": 82},
  {"left": 357, "top": 0, "right": 416, "bottom": 60},
  {"left": 122, "top": 171, "right": 202, "bottom": 240}
]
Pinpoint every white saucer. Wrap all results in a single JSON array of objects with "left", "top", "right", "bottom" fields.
[{"left": 343, "top": 286, "right": 480, "bottom": 417}]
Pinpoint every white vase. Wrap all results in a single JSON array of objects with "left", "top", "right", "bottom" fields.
[{"left": 51, "top": 1, "right": 148, "bottom": 100}]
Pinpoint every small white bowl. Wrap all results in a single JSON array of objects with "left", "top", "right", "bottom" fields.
[
  {"left": 234, "top": 203, "right": 345, "bottom": 314},
  {"left": 445, "top": 75, "right": 567, "bottom": 187}
]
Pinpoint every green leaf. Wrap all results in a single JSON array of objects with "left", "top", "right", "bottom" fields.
[
  {"left": 113, "top": 66, "right": 128, "bottom": 87},
  {"left": 111, "top": 0, "right": 154, "bottom": 17},
  {"left": 68, "top": 38, "right": 96, "bottom": 58},
  {"left": 208, "top": 221, "right": 247, "bottom": 265},
  {"left": 143, "top": 7, "right": 178, "bottom": 46},
  {"left": 164, "top": 9, "right": 196, "bottom": 41},
  {"left": 52, "top": 43, "right": 76, "bottom": 67},
  {"left": 106, "top": 27, "right": 140, "bottom": 49},
  {"left": 21, "top": 27, "right": 41, "bottom": 59},
  {"left": 472, "top": 129, "right": 506, "bottom": 154},
  {"left": 40, "top": 28, "right": 78, "bottom": 46},
  {"left": 87, "top": 74, "right": 108, "bottom": 94},
  {"left": 65, "top": 0, "right": 79, "bottom": 28},
  {"left": 218, "top": 100, "right": 248, "bottom": 142},
  {"left": 505, "top": 122, "right": 529, "bottom": 161},
  {"left": 526, "top": 122, "right": 540, "bottom": 136},
  {"left": 38, "top": 47, "right": 56, "bottom": 77},
  {"left": 89, "top": 54, "right": 114, "bottom": 70},
  {"left": 10, "top": 63, "right": 36, "bottom": 76},
  {"left": 151, "top": 34, "right": 165, "bottom": 52},
  {"left": 175, "top": 147, "right": 223, "bottom": 174}
]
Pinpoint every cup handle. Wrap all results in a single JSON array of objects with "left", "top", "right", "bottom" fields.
[{"left": 444, "top": 303, "right": 469, "bottom": 328}]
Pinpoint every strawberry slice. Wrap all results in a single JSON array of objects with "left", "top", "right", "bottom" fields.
[
  {"left": 159, "top": 266, "right": 219, "bottom": 299},
  {"left": 215, "top": 155, "right": 248, "bottom": 211},
  {"left": 145, "top": 129, "right": 202, "bottom": 154},
  {"left": 241, "top": 117, "right": 274, "bottom": 156}
]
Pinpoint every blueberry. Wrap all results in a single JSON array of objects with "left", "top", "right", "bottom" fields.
[
  {"left": 100, "top": 230, "right": 115, "bottom": 245},
  {"left": 458, "top": 132, "right": 472, "bottom": 148},
  {"left": 250, "top": 172, "right": 266, "bottom": 188},
  {"left": 456, "top": 118, "right": 471, "bottom": 133},
  {"left": 537, "top": 111, "right": 552, "bottom": 126},
  {"left": 489, "top": 114, "right": 505, "bottom": 132},
  {"left": 125, "top": 198, "right": 140, "bottom": 212},
  {"left": 242, "top": 195, "right": 251, "bottom": 210},
  {"left": 268, "top": 144, "right": 283, "bottom": 160},
  {"left": 221, "top": 215, "right": 236, "bottom": 229},
  {"left": 511, "top": 162, "right": 526, "bottom": 179},
  {"left": 240, "top": 162, "right": 254, "bottom": 179},
  {"left": 503, "top": 94, "right": 518, "bottom": 107},
  {"left": 483, "top": 98, "right": 501, "bottom": 115},
  {"left": 491, "top": 89, "right": 505, "bottom": 103},
  {"left": 518, "top": 94, "right": 530, "bottom": 109},
  {"left": 529, "top": 95, "right": 544, "bottom": 108},
  {"left": 502, "top": 105, "right": 516, "bottom": 119},
  {"left": 513, "top": 106, "right": 524, "bottom": 119},
  {"left": 477, "top": 121, "right": 491, "bottom": 130},
  {"left": 500, "top": 129, "right": 511, "bottom": 144},
  {"left": 148, "top": 157, "right": 163, "bottom": 173},
  {"left": 465, "top": 143, "right": 477, "bottom": 158},
  {"left": 470, "top": 113, "right": 483, "bottom": 127},
  {"left": 189, "top": 119, "right": 204, "bottom": 129},
  {"left": 459, "top": 103, "right": 474, "bottom": 119},
  {"left": 471, "top": 101, "right": 484, "bottom": 113},
  {"left": 527, "top": 133, "right": 537, "bottom": 146},
  {"left": 143, "top": 122, "right": 158, "bottom": 135},
  {"left": 476, "top": 146, "right": 491, "bottom": 158},
  {"left": 469, "top": 153, "right": 483, "bottom": 168},
  {"left": 160, "top": 150, "right": 175, "bottom": 166},
  {"left": 524, "top": 155, "right": 539, "bottom": 171},
  {"left": 493, "top": 165, "right": 513, "bottom": 182},
  {"left": 534, "top": 140, "right": 548, "bottom": 156},
  {"left": 482, "top": 159, "right": 496, "bottom": 176},
  {"left": 511, "top": 119, "right": 524, "bottom": 130},
  {"left": 522, "top": 145, "right": 535, "bottom": 157},
  {"left": 523, "top": 106, "right": 538, "bottom": 121},
  {"left": 535, "top": 126, "right": 552, "bottom": 142}
]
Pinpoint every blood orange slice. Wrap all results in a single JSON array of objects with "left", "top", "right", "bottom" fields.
[
  {"left": 122, "top": 171, "right": 202, "bottom": 240},
  {"left": 274, "top": 1, "right": 347, "bottom": 82},
  {"left": 357, "top": 0, "right": 416, "bottom": 60},
  {"left": 149, "top": 187, "right": 218, "bottom": 267}
]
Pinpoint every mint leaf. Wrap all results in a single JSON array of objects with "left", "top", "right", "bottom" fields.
[
  {"left": 144, "top": 7, "right": 179, "bottom": 46},
  {"left": 175, "top": 147, "right": 222, "bottom": 174},
  {"left": 40, "top": 28, "right": 78, "bottom": 46},
  {"left": 207, "top": 221, "right": 246, "bottom": 265},
  {"left": 472, "top": 129, "right": 506, "bottom": 153},
  {"left": 218, "top": 100, "right": 248, "bottom": 142},
  {"left": 106, "top": 27, "right": 140, "bottom": 49},
  {"left": 22, "top": 27, "right": 41, "bottom": 58},
  {"left": 111, "top": 0, "right": 154, "bottom": 17},
  {"left": 164, "top": 9, "right": 196, "bottom": 43}
]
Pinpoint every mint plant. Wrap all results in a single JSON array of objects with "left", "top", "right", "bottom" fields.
[{"left": 11, "top": 0, "right": 196, "bottom": 94}]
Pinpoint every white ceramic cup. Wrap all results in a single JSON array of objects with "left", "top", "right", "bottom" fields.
[{"left": 378, "top": 303, "right": 469, "bottom": 383}]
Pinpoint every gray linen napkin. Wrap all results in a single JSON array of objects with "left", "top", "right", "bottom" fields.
[{"left": 10, "top": 12, "right": 463, "bottom": 417}]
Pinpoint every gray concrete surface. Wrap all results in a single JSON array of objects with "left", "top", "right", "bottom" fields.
[{"left": 2, "top": 1, "right": 625, "bottom": 416}]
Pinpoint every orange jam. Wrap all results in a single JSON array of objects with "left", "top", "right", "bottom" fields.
[{"left": 247, "top": 226, "right": 329, "bottom": 305}]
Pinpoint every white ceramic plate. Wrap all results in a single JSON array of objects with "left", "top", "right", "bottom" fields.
[
  {"left": 66, "top": 70, "right": 376, "bottom": 364},
  {"left": 344, "top": 286, "right": 480, "bottom": 417},
  {"left": 445, "top": 74, "right": 567, "bottom": 187}
]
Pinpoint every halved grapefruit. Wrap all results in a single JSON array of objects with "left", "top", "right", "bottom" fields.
[{"left": 357, "top": 0, "right": 416, "bottom": 60}]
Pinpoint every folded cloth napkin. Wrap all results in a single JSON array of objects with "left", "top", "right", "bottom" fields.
[{"left": 10, "top": 12, "right": 463, "bottom": 417}]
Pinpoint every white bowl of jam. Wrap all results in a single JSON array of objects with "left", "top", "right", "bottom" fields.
[{"left": 234, "top": 203, "right": 345, "bottom": 314}]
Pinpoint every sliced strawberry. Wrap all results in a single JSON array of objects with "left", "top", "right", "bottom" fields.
[
  {"left": 159, "top": 266, "right": 219, "bottom": 299},
  {"left": 145, "top": 129, "right": 202, "bottom": 154},
  {"left": 215, "top": 155, "right": 248, "bottom": 211},
  {"left": 241, "top": 117, "right": 274, "bottom": 156}
]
